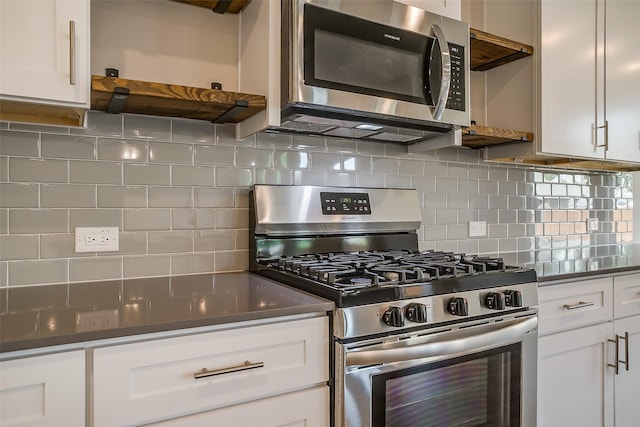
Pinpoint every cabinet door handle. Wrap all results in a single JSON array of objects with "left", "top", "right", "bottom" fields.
[
  {"left": 563, "top": 301, "right": 594, "bottom": 310},
  {"left": 69, "top": 20, "right": 76, "bottom": 86},
  {"left": 608, "top": 332, "right": 630, "bottom": 375},
  {"left": 593, "top": 121, "right": 609, "bottom": 149},
  {"left": 193, "top": 360, "right": 264, "bottom": 379},
  {"left": 623, "top": 331, "right": 630, "bottom": 372}
]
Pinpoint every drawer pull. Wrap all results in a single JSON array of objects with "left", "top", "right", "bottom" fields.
[
  {"left": 563, "top": 301, "right": 594, "bottom": 310},
  {"left": 193, "top": 360, "right": 264, "bottom": 379}
]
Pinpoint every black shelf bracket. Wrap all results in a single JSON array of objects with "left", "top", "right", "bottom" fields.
[
  {"left": 106, "top": 86, "right": 130, "bottom": 114},
  {"left": 213, "top": 0, "right": 232, "bottom": 14},
  {"left": 212, "top": 99, "right": 249, "bottom": 124},
  {"left": 106, "top": 68, "right": 119, "bottom": 78}
]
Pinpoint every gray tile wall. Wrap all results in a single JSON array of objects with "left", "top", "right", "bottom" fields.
[{"left": 0, "top": 112, "right": 634, "bottom": 286}]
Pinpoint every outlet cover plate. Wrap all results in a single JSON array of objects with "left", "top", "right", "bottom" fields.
[
  {"left": 75, "top": 227, "right": 119, "bottom": 253},
  {"left": 469, "top": 221, "right": 487, "bottom": 237},
  {"left": 587, "top": 218, "right": 599, "bottom": 231},
  {"left": 76, "top": 309, "right": 119, "bottom": 332}
]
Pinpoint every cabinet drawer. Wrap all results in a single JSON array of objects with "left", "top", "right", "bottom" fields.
[
  {"left": 538, "top": 278, "right": 613, "bottom": 335},
  {"left": 614, "top": 273, "right": 640, "bottom": 319},
  {"left": 147, "top": 386, "right": 330, "bottom": 427},
  {"left": 0, "top": 350, "right": 85, "bottom": 427},
  {"left": 93, "top": 316, "right": 329, "bottom": 427}
]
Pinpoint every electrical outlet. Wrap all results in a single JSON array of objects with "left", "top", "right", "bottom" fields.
[
  {"left": 469, "top": 221, "right": 487, "bottom": 237},
  {"left": 75, "top": 309, "right": 119, "bottom": 332},
  {"left": 75, "top": 227, "right": 119, "bottom": 253},
  {"left": 587, "top": 218, "right": 599, "bottom": 231}
]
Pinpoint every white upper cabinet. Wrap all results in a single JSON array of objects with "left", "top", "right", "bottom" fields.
[
  {"left": 539, "top": 0, "right": 603, "bottom": 159},
  {"left": 482, "top": 0, "right": 640, "bottom": 168},
  {"left": 0, "top": 0, "right": 90, "bottom": 124},
  {"left": 539, "top": 0, "right": 640, "bottom": 162},
  {"left": 601, "top": 0, "right": 640, "bottom": 163}
]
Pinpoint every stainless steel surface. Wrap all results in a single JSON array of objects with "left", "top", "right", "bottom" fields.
[
  {"left": 277, "top": 0, "right": 470, "bottom": 143},
  {"left": 346, "top": 315, "right": 538, "bottom": 366},
  {"left": 69, "top": 20, "right": 76, "bottom": 86},
  {"left": 193, "top": 360, "right": 264, "bottom": 379},
  {"left": 594, "top": 120, "right": 609, "bottom": 149},
  {"left": 609, "top": 334, "right": 621, "bottom": 374},
  {"left": 624, "top": 331, "right": 630, "bottom": 371},
  {"left": 563, "top": 301, "right": 595, "bottom": 310},
  {"left": 609, "top": 332, "right": 630, "bottom": 374},
  {"left": 334, "top": 282, "right": 538, "bottom": 339},
  {"left": 337, "top": 310, "right": 538, "bottom": 427},
  {"left": 251, "top": 185, "right": 421, "bottom": 236},
  {"left": 250, "top": 184, "right": 539, "bottom": 427},
  {"left": 254, "top": 234, "right": 417, "bottom": 262},
  {"left": 431, "top": 24, "right": 451, "bottom": 121}
]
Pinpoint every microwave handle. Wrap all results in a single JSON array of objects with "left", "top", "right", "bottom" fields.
[
  {"left": 430, "top": 24, "right": 452, "bottom": 121},
  {"left": 345, "top": 315, "right": 538, "bottom": 367}
]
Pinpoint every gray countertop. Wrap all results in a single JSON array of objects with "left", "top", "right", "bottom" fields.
[
  {"left": 498, "top": 244, "right": 640, "bottom": 282},
  {"left": 0, "top": 272, "right": 334, "bottom": 353}
]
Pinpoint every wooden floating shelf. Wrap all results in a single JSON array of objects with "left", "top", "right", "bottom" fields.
[
  {"left": 0, "top": 99, "right": 86, "bottom": 127},
  {"left": 487, "top": 155, "right": 640, "bottom": 172},
  {"left": 461, "top": 125, "right": 534, "bottom": 148},
  {"left": 91, "top": 75, "right": 266, "bottom": 124},
  {"left": 470, "top": 28, "right": 534, "bottom": 71},
  {"left": 170, "top": 0, "right": 251, "bottom": 14}
]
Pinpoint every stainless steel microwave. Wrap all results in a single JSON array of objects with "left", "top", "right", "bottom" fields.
[{"left": 275, "top": 0, "right": 470, "bottom": 144}]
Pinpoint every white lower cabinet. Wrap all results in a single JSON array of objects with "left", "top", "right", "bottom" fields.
[
  {"left": 92, "top": 316, "right": 329, "bottom": 427},
  {"left": 0, "top": 350, "right": 85, "bottom": 427},
  {"left": 538, "top": 273, "right": 640, "bottom": 427},
  {"left": 538, "top": 322, "right": 614, "bottom": 427},
  {"left": 612, "top": 315, "right": 640, "bottom": 427},
  {"left": 146, "top": 385, "right": 329, "bottom": 427}
]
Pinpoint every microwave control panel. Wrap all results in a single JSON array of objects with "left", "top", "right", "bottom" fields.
[
  {"left": 320, "top": 192, "right": 371, "bottom": 215},
  {"left": 446, "top": 43, "right": 466, "bottom": 111}
]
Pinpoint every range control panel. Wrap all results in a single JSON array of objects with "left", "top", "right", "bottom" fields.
[{"left": 320, "top": 192, "right": 371, "bottom": 215}]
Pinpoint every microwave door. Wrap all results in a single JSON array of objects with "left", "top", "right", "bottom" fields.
[{"left": 426, "top": 24, "right": 452, "bottom": 121}]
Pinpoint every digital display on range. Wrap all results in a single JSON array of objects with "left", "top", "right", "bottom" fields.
[{"left": 320, "top": 192, "right": 371, "bottom": 215}]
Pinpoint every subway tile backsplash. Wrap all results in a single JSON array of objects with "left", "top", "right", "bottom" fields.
[{"left": 0, "top": 112, "right": 634, "bottom": 286}]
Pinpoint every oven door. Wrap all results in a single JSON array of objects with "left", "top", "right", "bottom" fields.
[{"left": 336, "top": 311, "right": 537, "bottom": 427}]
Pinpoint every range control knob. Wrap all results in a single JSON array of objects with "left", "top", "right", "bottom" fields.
[
  {"left": 504, "top": 290, "right": 523, "bottom": 307},
  {"left": 448, "top": 297, "right": 469, "bottom": 316},
  {"left": 382, "top": 307, "right": 405, "bottom": 327},
  {"left": 405, "top": 303, "right": 428, "bottom": 323},
  {"left": 486, "top": 292, "right": 506, "bottom": 310}
]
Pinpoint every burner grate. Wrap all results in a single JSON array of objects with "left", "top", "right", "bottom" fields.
[{"left": 263, "top": 250, "right": 512, "bottom": 288}]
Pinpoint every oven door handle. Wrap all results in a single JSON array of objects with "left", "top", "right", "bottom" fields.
[
  {"left": 430, "top": 24, "right": 452, "bottom": 121},
  {"left": 346, "top": 316, "right": 538, "bottom": 367}
]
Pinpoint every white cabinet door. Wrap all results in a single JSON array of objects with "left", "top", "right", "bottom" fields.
[
  {"left": 0, "top": 350, "right": 85, "bottom": 427},
  {"left": 603, "top": 0, "right": 640, "bottom": 163},
  {"left": 146, "top": 386, "right": 330, "bottom": 427},
  {"left": 538, "top": 278, "right": 613, "bottom": 336},
  {"left": 539, "top": 0, "right": 605, "bottom": 160},
  {"left": 612, "top": 315, "right": 640, "bottom": 427},
  {"left": 613, "top": 273, "right": 640, "bottom": 319},
  {"left": 538, "top": 322, "right": 614, "bottom": 427},
  {"left": 93, "top": 316, "right": 329, "bottom": 427},
  {"left": 0, "top": 0, "right": 89, "bottom": 106}
]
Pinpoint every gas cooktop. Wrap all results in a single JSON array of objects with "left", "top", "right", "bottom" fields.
[{"left": 258, "top": 250, "right": 537, "bottom": 307}]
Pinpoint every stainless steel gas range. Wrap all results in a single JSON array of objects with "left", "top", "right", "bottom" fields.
[{"left": 249, "top": 185, "right": 538, "bottom": 427}]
